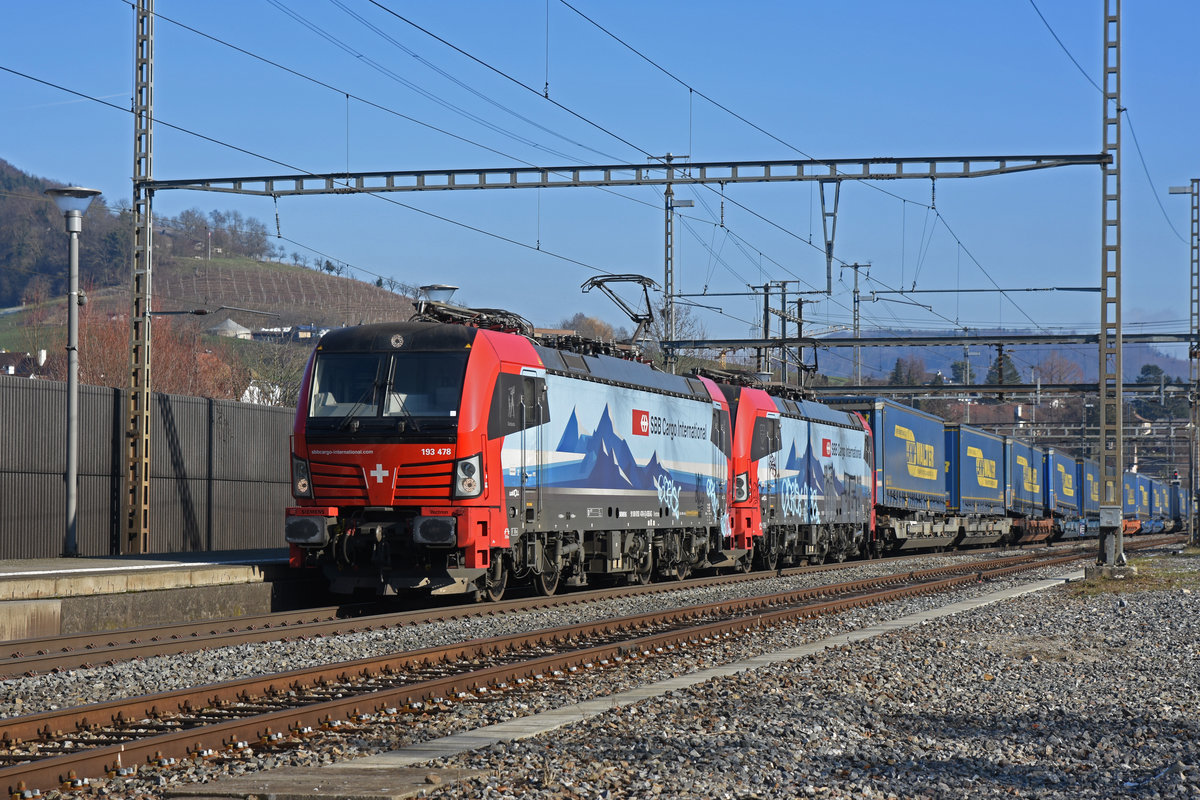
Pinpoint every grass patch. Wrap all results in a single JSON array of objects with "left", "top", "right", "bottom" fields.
[{"left": 1067, "top": 546, "right": 1200, "bottom": 597}]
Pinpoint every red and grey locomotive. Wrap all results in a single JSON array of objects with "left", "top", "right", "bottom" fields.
[{"left": 285, "top": 305, "right": 741, "bottom": 599}]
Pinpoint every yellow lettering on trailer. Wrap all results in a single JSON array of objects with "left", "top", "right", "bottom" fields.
[
  {"left": 906, "top": 440, "right": 937, "bottom": 480},
  {"left": 1023, "top": 464, "right": 1040, "bottom": 493},
  {"left": 965, "top": 446, "right": 997, "bottom": 489},
  {"left": 976, "top": 458, "right": 998, "bottom": 489}
]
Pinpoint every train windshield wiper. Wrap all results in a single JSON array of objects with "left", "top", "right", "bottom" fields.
[
  {"left": 336, "top": 381, "right": 382, "bottom": 431},
  {"left": 387, "top": 388, "right": 422, "bottom": 432}
]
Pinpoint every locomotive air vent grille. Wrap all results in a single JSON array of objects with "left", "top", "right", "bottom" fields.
[
  {"left": 309, "top": 460, "right": 368, "bottom": 503},
  {"left": 393, "top": 460, "right": 454, "bottom": 502}
]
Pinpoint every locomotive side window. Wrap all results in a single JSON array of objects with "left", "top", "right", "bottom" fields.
[
  {"left": 488, "top": 373, "right": 549, "bottom": 439},
  {"left": 750, "top": 416, "right": 782, "bottom": 461},
  {"left": 712, "top": 407, "right": 731, "bottom": 457}
]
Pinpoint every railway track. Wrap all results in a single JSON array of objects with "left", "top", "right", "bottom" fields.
[
  {"left": 3, "top": 540, "right": 1175, "bottom": 797},
  {"left": 0, "top": 544, "right": 1081, "bottom": 679}
]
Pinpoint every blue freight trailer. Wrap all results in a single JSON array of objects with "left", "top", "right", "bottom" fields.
[
  {"left": 825, "top": 398, "right": 950, "bottom": 550},
  {"left": 1136, "top": 474, "right": 1152, "bottom": 525},
  {"left": 1123, "top": 472, "right": 1141, "bottom": 532},
  {"left": 944, "top": 423, "right": 1011, "bottom": 546},
  {"left": 1043, "top": 448, "right": 1081, "bottom": 535},
  {"left": 1006, "top": 437, "right": 1052, "bottom": 543},
  {"left": 1148, "top": 478, "right": 1169, "bottom": 533},
  {"left": 1169, "top": 483, "right": 1193, "bottom": 534},
  {"left": 1075, "top": 458, "right": 1100, "bottom": 537}
]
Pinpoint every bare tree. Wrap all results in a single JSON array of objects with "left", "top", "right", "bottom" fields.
[{"left": 1033, "top": 352, "right": 1083, "bottom": 384}]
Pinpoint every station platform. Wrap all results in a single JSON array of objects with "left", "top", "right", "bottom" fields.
[{"left": 0, "top": 549, "right": 296, "bottom": 641}]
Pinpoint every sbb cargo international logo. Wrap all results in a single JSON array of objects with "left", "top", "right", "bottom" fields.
[
  {"left": 633, "top": 409, "right": 650, "bottom": 436},
  {"left": 822, "top": 439, "right": 832, "bottom": 457}
]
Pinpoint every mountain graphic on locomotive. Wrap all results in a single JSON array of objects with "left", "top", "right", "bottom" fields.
[{"left": 285, "top": 302, "right": 1189, "bottom": 600}]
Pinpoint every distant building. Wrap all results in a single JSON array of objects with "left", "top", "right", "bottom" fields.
[
  {"left": 290, "top": 324, "right": 335, "bottom": 342},
  {"left": 206, "top": 318, "right": 252, "bottom": 339},
  {"left": 0, "top": 350, "right": 47, "bottom": 378},
  {"left": 241, "top": 379, "right": 286, "bottom": 406}
]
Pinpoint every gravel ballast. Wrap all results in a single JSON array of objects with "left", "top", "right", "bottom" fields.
[
  {"left": 4, "top": 549, "right": 1197, "bottom": 799},
  {"left": 425, "top": 555, "right": 1200, "bottom": 799}
]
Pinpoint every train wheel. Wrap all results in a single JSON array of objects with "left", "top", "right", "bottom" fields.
[
  {"left": 735, "top": 554, "right": 753, "bottom": 573},
  {"left": 756, "top": 539, "right": 779, "bottom": 571},
  {"left": 671, "top": 560, "right": 691, "bottom": 581},
  {"left": 629, "top": 549, "right": 654, "bottom": 585},
  {"left": 831, "top": 529, "right": 849, "bottom": 563},
  {"left": 534, "top": 567, "right": 560, "bottom": 596},
  {"left": 477, "top": 557, "right": 508, "bottom": 603},
  {"left": 808, "top": 528, "right": 830, "bottom": 565}
]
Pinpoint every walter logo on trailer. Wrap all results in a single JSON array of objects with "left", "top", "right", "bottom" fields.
[
  {"left": 632, "top": 409, "right": 650, "bottom": 436},
  {"left": 822, "top": 438, "right": 832, "bottom": 458}
]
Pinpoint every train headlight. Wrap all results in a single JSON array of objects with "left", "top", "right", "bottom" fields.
[
  {"left": 453, "top": 453, "right": 483, "bottom": 498},
  {"left": 292, "top": 455, "right": 313, "bottom": 498},
  {"left": 733, "top": 471, "right": 749, "bottom": 503}
]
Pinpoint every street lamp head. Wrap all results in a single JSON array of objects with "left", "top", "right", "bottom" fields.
[{"left": 45, "top": 186, "right": 102, "bottom": 215}]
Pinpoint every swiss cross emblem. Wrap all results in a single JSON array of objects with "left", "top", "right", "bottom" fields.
[
  {"left": 633, "top": 409, "right": 650, "bottom": 436},
  {"left": 369, "top": 464, "right": 389, "bottom": 484}
]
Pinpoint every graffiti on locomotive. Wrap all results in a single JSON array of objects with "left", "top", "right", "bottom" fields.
[{"left": 759, "top": 414, "right": 870, "bottom": 526}]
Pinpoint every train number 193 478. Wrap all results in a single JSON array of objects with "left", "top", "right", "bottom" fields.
[{"left": 421, "top": 447, "right": 452, "bottom": 456}]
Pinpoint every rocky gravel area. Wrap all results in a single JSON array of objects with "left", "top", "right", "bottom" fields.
[
  {"left": 426, "top": 554, "right": 1200, "bottom": 799},
  {"left": 5, "top": 548, "right": 1196, "bottom": 799},
  {"left": 0, "top": 550, "right": 1028, "bottom": 718}
]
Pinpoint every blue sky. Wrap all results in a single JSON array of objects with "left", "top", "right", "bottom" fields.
[{"left": 3, "top": 1, "right": 1198, "bottom": 378}]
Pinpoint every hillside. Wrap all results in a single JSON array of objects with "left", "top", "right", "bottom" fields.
[
  {"left": 153, "top": 257, "right": 415, "bottom": 328},
  {"left": 0, "top": 157, "right": 417, "bottom": 329}
]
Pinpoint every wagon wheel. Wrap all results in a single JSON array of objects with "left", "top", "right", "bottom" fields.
[{"left": 476, "top": 555, "right": 508, "bottom": 603}]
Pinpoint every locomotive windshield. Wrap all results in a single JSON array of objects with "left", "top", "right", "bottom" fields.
[{"left": 307, "top": 351, "right": 468, "bottom": 432}]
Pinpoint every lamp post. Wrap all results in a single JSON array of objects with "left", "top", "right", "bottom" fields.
[{"left": 45, "top": 186, "right": 102, "bottom": 557}]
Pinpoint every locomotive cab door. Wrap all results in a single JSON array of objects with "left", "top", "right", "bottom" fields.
[
  {"left": 752, "top": 412, "right": 783, "bottom": 519},
  {"left": 491, "top": 369, "right": 548, "bottom": 532},
  {"left": 518, "top": 368, "right": 547, "bottom": 526}
]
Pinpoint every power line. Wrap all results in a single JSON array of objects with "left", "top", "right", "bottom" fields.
[
  {"left": 1027, "top": 0, "right": 1186, "bottom": 244},
  {"left": 366, "top": 0, "right": 656, "bottom": 161}
]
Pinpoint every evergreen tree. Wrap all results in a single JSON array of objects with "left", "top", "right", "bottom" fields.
[{"left": 985, "top": 352, "right": 1020, "bottom": 384}]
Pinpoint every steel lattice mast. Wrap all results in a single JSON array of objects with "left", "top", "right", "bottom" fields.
[
  {"left": 1097, "top": 0, "right": 1124, "bottom": 566},
  {"left": 126, "top": 0, "right": 154, "bottom": 553}
]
